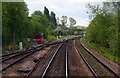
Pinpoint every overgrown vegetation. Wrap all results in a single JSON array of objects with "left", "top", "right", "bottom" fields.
[
  {"left": 85, "top": 2, "right": 119, "bottom": 63},
  {"left": 2, "top": 2, "right": 57, "bottom": 51},
  {"left": 2, "top": 1, "right": 82, "bottom": 52}
]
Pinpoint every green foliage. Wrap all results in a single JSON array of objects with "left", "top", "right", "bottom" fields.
[
  {"left": 86, "top": 2, "right": 119, "bottom": 63},
  {"left": 81, "top": 38, "right": 120, "bottom": 64},
  {"left": 50, "top": 11, "right": 57, "bottom": 28},
  {"left": 2, "top": 2, "right": 57, "bottom": 51},
  {"left": 44, "top": 7, "right": 57, "bottom": 29},
  {"left": 75, "top": 26, "right": 87, "bottom": 30},
  {"left": 44, "top": 6, "right": 50, "bottom": 22},
  {"left": 2, "top": 2, "right": 29, "bottom": 45},
  {"left": 30, "top": 11, "right": 48, "bottom": 39}
]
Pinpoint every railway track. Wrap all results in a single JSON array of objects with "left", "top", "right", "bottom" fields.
[
  {"left": 2, "top": 44, "right": 50, "bottom": 71},
  {"left": 2, "top": 37, "right": 119, "bottom": 77},
  {"left": 41, "top": 40, "right": 70, "bottom": 77},
  {"left": 1, "top": 40, "right": 62, "bottom": 62},
  {"left": 1, "top": 41, "right": 62, "bottom": 72},
  {"left": 1, "top": 44, "right": 44, "bottom": 60},
  {"left": 23, "top": 39, "right": 71, "bottom": 78},
  {"left": 75, "top": 38, "right": 119, "bottom": 77},
  {"left": 68, "top": 39, "right": 95, "bottom": 77},
  {"left": 26, "top": 38, "right": 98, "bottom": 77},
  {"left": 24, "top": 43, "right": 62, "bottom": 78},
  {"left": 24, "top": 43, "right": 64, "bottom": 78},
  {"left": 1, "top": 40, "right": 62, "bottom": 60},
  {"left": 74, "top": 43, "right": 98, "bottom": 77}
]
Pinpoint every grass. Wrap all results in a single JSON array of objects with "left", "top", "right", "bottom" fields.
[{"left": 81, "top": 38, "right": 120, "bottom": 64}]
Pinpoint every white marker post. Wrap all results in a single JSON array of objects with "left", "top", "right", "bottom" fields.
[{"left": 19, "top": 42, "right": 23, "bottom": 50}]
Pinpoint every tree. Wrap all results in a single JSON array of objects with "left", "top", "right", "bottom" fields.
[
  {"left": 2, "top": 2, "right": 29, "bottom": 45},
  {"left": 86, "top": 2, "right": 119, "bottom": 58},
  {"left": 61, "top": 16, "right": 67, "bottom": 26},
  {"left": 69, "top": 17, "right": 76, "bottom": 27},
  {"left": 2, "top": 2, "right": 58, "bottom": 51},
  {"left": 31, "top": 11, "right": 49, "bottom": 39},
  {"left": 2, "top": 3, "right": 11, "bottom": 45},
  {"left": 44, "top": 6, "right": 50, "bottom": 22},
  {"left": 50, "top": 11, "right": 57, "bottom": 28}
]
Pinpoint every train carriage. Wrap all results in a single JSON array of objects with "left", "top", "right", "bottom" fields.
[{"left": 33, "top": 32, "right": 44, "bottom": 44}]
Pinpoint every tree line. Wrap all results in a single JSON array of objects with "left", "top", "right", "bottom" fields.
[
  {"left": 86, "top": 2, "right": 119, "bottom": 61},
  {"left": 2, "top": 1, "right": 77, "bottom": 50},
  {"left": 2, "top": 2, "right": 58, "bottom": 48}
]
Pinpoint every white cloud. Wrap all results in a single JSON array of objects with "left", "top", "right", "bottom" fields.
[{"left": 75, "top": 17, "right": 89, "bottom": 26}]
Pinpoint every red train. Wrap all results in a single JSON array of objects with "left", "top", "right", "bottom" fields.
[{"left": 33, "top": 32, "right": 44, "bottom": 44}]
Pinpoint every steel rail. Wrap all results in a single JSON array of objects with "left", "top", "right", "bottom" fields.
[
  {"left": 65, "top": 46, "right": 68, "bottom": 78},
  {"left": 1, "top": 40, "right": 62, "bottom": 58},
  {"left": 25, "top": 54, "right": 44, "bottom": 78},
  {"left": 80, "top": 42, "right": 120, "bottom": 77},
  {"left": 2, "top": 53, "right": 31, "bottom": 71},
  {"left": 41, "top": 43, "right": 64, "bottom": 78},
  {"left": 1, "top": 44, "right": 43, "bottom": 58},
  {"left": 74, "top": 43, "right": 98, "bottom": 77},
  {"left": 1, "top": 51, "right": 22, "bottom": 57},
  {"left": 2, "top": 51, "right": 31, "bottom": 62},
  {"left": 2, "top": 41, "right": 62, "bottom": 72},
  {"left": 2, "top": 41, "right": 62, "bottom": 62},
  {"left": 1, "top": 46, "right": 45, "bottom": 71},
  {"left": 24, "top": 44, "right": 59, "bottom": 78},
  {"left": 2, "top": 47, "right": 43, "bottom": 62}
]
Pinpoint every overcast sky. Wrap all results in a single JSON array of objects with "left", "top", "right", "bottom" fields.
[{"left": 24, "top": 0, "right": 106, "bottom": 26}]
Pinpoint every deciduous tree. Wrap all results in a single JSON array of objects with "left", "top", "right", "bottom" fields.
[{"left": 69, "top": 17, "right": 76, "bottom": 27}]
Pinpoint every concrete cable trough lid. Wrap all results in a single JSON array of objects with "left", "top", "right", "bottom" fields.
[{"left": 18, "top": 67, "right": 33, "bottom": 73}]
